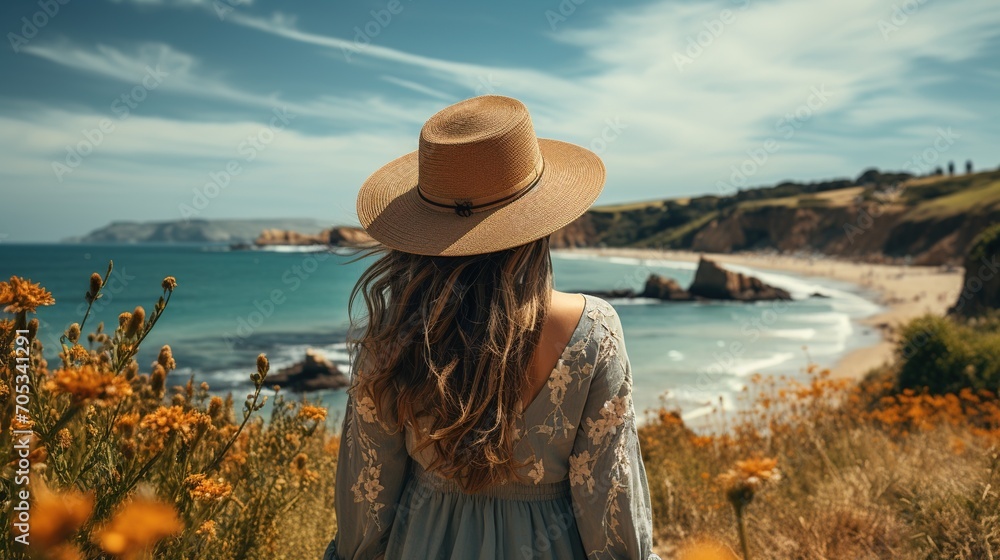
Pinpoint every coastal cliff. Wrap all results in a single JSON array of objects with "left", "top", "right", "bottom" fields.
[{"left": 550, "top": 169, "right": 1000, "bottom": 266}]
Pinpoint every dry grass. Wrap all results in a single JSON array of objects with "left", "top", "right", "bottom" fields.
[
  {"left": 3, "top": 269, "right": 998, "bottom": 559},
  {"left": 644, "top": 369, "right": 1000, "bottom": 560}
]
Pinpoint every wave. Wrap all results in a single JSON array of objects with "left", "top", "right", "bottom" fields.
[
  {"left": 729, "top": 352, "right": 799, "bottom": 377},
  {"left": 552, "top": 251, "right": 698, "bottom": 271}
]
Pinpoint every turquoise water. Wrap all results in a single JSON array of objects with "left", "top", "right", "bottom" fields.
[{"left": 0, "top": 244, "right": 881, "bottom": 424}]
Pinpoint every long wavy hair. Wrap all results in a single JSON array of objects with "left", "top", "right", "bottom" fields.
[{"left": 346, "top": 236, "right": 553, "bottom": 492}]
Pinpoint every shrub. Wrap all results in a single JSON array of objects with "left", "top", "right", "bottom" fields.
[{"left": 896, "top": 314, "right": 1000, "bottom": 394}]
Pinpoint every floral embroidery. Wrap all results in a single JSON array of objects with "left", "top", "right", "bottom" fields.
[
  {"left": 585, "top": 395, "right": 629, "bottom": 445},
  {"left": 356, "top": 396, "right": 377, "bottom": 423},
  {"left": 527, "top": 459, "right": 545, "bottom": 484},
  {"left": 350, "top": 439, "right": 387, "bottom": 529},
  {"left": 568, "top": 450, "right": 594, "bottom": 493},
  {"left": 346, "top": 388, "right": 388, "bottom": 531},
  {"left": 548, "top": 360, "right": 572, "bottom": 404}
]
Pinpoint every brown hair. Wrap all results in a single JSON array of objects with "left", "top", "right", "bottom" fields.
[{"left": 347, "top": 236, "right": 552, "bottom": 492}]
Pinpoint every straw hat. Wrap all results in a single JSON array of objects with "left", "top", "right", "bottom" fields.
[{"left": 356, "top": 95, "right": 606, "bottom": 256}]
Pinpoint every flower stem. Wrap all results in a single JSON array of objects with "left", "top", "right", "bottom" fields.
[{"left": 735, "top": 505, "right": 751, "bottom": 560}]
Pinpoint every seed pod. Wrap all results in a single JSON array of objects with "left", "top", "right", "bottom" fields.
[
  {"left": 125, "top": 306, "right": 145, "bottom": 338},
  {"left": 67, "top": 323, "right": 81, "bottom": 343},
  {"left": 87, "top": 272, "right": 102, "bottom": 302}
]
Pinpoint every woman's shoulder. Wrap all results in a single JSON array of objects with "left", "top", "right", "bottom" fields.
[{"left": 579, "top": 294, "right": 624, "bottom": 339}]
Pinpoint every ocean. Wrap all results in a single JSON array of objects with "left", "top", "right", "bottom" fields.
[{"left": 0, "top": 243, "right": 882, "bottom": 425}]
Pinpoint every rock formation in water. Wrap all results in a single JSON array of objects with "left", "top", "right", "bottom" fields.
[
  {"left": 639, "top": 274, "right": 693, "bottom": 301},
  {"left": 578, "top": 258, "right": 790, "bottom": 302},
  {"left": 688, "top": 257, "right": 792, "bottom": 301},
  {"left": 268, "top": 348, "right": 349, "bottom": 391},
  {"left": 254, "top": 226, "right": 374, "bottom": 248}
]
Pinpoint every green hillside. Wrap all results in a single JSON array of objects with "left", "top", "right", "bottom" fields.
[{"left": 560, "top": 168, "right": 1000, "bottom": 264}]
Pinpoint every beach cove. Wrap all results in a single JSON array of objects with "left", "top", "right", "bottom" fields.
[{"left": 567, "top": 248, "right": 964, "bottom": 378}]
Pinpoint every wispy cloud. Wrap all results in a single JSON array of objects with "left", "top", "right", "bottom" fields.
[
  {"left": 218, "top": 0, "right": 1000, "bottom": 195},
  {"left": 20, "top": 41, "right": 431, "bottom": 128}
]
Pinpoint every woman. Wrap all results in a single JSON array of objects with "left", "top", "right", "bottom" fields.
[{"left": 325, "top": 96, "right": 658, "bottom": 559}]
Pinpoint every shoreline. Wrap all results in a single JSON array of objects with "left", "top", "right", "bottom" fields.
[{"left": 560, "top": 248, "right": 963, "bottom": 379}]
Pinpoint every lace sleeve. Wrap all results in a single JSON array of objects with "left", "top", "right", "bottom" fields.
[
  {"left": 329, "top": 374, "right": 410, "bottom": 560},
  {"left": 569, "top": 303, "right": 659, "bottom": 559}
]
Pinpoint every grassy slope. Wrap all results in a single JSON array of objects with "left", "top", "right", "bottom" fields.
[{"left": 583, "top": 171, "right": 1000, "bottom": 252}]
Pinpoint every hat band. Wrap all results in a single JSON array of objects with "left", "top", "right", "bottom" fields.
[{"left": 416, "top": 159, "right": 545, "bottom": 218}]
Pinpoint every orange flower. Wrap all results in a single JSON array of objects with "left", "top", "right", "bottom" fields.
[
  {"left": 677, "top": 538, "right": 740, "bottom": 560},
  {"left": 68, "top": 344, "right": 90, "bottom": 363},
  {"left": 139, "top": 406, "right": 209, "bottom": 453},
  {"left": 45, "top": 364, "right": 132, "bottom": 404},
  {"left": 30, "top": 486, "right": 94, "bottom": 552},
  {"left": 94, "top": 497, "right": 183, "bottom": 559},
  {"left": 196, "top": 520, "right": 217, "bottom": 541},
  {"left": 0, "top": 276, "right": 55, "bottom": 313},
  {"left": 690, "top": 435, "right": 714, "bottom": 448},
  {"left": 297, "top": 405, "right": 328, "bottom": 423},
  {"left": 183, "top": 474, "right": 232, "bottom": 503},
  {"left": 718, "top": 457, "right": 781, "bottom": 506}
]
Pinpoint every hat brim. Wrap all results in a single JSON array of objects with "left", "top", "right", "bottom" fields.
[{"left": 356, "top": 139, "right": 606, "bottom": 257}]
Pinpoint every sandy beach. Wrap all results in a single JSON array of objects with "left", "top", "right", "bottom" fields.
[{"left": 564, "top": 248, "right": 964, "bottom": 379}]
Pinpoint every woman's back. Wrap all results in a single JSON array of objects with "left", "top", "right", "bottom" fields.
[{"left": 329, "top": 294, "right": 658, "bottom": 559}]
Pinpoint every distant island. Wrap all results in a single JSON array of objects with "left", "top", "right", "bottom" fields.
[{"left": 64, "top": 218, "right": 329, "bottom": 244}]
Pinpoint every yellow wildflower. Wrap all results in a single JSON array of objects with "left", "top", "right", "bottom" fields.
[
  {"left": 57, "top": 428, "right": 73, "bottom": 449},
  {"left": 718, "top": 457, "right": 781, "bottom": 507},
  {"left": 184, "top": 473, "right": 232, "bottom": 503},
  {"left": 161, "top": 276, "right": 177, "bottom": 291},
  {"left": 298, "top": 405, "right": 328, "bottom": 423},
  {"left": 68, "top": 344, "right": 90, "bottom": 363},
  {"left": 94, "top": 497, "right": 183, "bottom": 559},
  {"left": 677, "top": 538, "right": 740, "bottom": 560},
  {"left": 0, "top": 276, "right": 55, "bottom": 313},
  {"left": 196, "top": 520, "right": 216, "bottom": 541},
  {"left": 140, "top": 406, "right": 207, "bottom": 451},
  {"left": 30, "top": 486, "right": 94, "bottom": 552},
  {"left": 45, "top": 364, "right": 132, "bottom": 404}
]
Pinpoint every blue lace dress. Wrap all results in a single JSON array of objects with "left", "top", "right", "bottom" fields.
[{"left": 324, "top": 294, "right": 659, "bottom": 559}]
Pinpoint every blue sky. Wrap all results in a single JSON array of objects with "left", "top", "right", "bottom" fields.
[{"left": 1, "top": 0, "right": 998, "bottom": 242}]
